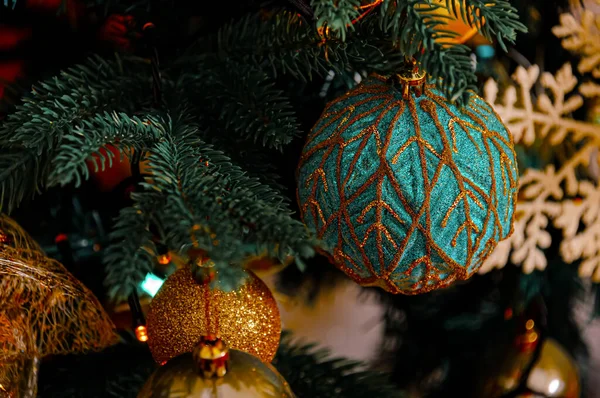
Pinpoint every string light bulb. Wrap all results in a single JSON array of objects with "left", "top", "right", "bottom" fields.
[
  {"left": 136, "top": 325, "right": 149, "bottom": 342},
  {"left": 157, "top": 253, "right": 171, "bottom": 265}
]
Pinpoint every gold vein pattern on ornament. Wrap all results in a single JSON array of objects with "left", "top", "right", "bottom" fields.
[{"left": 299, "top": 80, "right": 517, "bottom": 294}]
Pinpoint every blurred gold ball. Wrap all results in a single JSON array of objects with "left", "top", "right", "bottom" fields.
[
  {"left": 147, "top": 267, "right": 281, "bottom": 364},
  {"left": 137, "top": 348, "right": 294, "bottom": 398},
  {"left": 417, "top": 0, "right": 485, "bottom": 46},
  {"left": 485, "top": 338, "right": 580, "bottom": 398}
]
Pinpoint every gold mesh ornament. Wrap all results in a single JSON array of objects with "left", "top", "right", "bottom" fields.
[
  {"left": 147, "top": 267, "right": 281, "bottom": 364},
  {"left": 0, "top": 214, "right": 42, "bottom": 254},
  {"left": 0, "top": 313, "right": 28, "bottom": 397},
  {"left": 0, "top": 248, "right": 118, "bottom": 357},
  {"left": 0, "top": 216, "right": 118, "bottom": 398}
]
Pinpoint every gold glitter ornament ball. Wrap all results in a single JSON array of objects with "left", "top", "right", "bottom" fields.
[
  {"left": 137, "top": 348, "right": 294, "bottom": 398},
  {"left": 146, "top": 267, "right": 281, "bottom": 364}
]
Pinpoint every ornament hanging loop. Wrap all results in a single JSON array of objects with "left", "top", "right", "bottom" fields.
[
  {"left": 392, "top": 58, "right": 427, "bottom": 99},
  {"left": 188, "top": 248, "right": 216, "bottom": 284}
]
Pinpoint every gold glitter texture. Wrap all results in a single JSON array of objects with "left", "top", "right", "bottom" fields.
[
  {"left": 138, "top": 348, "right": 294, "bottom": 398},
  {"left": 147, "top": 267, "right": 281, "bottom": 364}
]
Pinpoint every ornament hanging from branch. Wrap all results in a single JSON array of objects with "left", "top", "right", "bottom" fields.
[
  {"left": 146, "top": 265, "right": 281, "bottom": 364},
  {"left": 297, "top": 62, "right": 518, "bottom": 295}
]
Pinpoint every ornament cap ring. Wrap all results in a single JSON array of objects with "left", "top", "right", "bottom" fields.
[{"left": 394, "top": 58, "right": 427, "bottom": 99}]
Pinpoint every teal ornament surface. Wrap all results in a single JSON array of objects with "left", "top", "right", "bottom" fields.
[{"left": 297, "top": 76, "right": 518, "bottom": 294}]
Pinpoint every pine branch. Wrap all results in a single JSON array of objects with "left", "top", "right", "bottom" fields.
[
  {"left": 274, "top": 332, "right": 405, "bottom": 398},
  {"left": 0, "top": 55, "right": 150, "bottom": 211},
  {"left": 104, "top": 198, "right": 160, "bottom": 301},
  {"left": 462, "top": 0, "right": 526, "bottom": 51},
  {"left": 0, "top": 148, "right": 50, "bottom": 212},
  {"left": 378, "top": 0, "right": 525, "bottom": 103},
  {"left": 0, "top": 56, "right": 146, "bottom": 150},
  {"left": 180, "top": 62, "right": 301, "bottom": 151},
  {"left": 142, "top": 118, "right": 315, "bottom": 289},
  {"left": 145, "top": 127, "right": 247, "bottom": 266},
  {"left": 214, "top": 11, "right": 404, "bottom": 82},
  {"left": 166, "top": 103, "right": 289, "bottom": 199},
  {"left": 91, "top": 108, "right": 316, "bottom": 300},
  {"left": 311, "top": 0, "right": 362, "bottom": 41},
  {"left": 215, "top": 11, "right": 326, "bottom": 80},
  {"left": 198, "top": 119, "right": 290, "bottom": 196},
  {"left": 49, "top": 112, "right": 164, "bottom": 188}
]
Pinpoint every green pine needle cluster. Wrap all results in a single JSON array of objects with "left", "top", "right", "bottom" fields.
[
  {"left": 313, "top": 0, "right": 362, "bottom": 41},
  {"left": 179, "top": 61, "right": 301, "bottom": 151},
  {"left": 0, "top": 56, "right": 148, "bottom": 212},
  {"left": 0, "top": 53, "right": 317, "bottom": 301},
  {"left": 313, "top": 0, "right": 526, "bottom": 102},
  {"left": 215, "top": 11, "right": 404, "bottom": 81},
  {"left": 50, "top": 112, "right": 163, "bottom": 187}
]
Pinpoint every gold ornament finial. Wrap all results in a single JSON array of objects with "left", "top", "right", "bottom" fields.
[
  {"left": 394, "top": 58, "right": 427, "bottom": 99},
  {"left": 193, "top": 335, "right": 230, "bottom": 378},
  {"left": 188, "top": 248, "right": 216, "bottom": 284}
]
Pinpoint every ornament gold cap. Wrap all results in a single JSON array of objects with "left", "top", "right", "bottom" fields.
[
  {"left": 188, "top": 248, "right": 216, "bottom": 284},
  {"left": 193, "top": 335, "right": 230, "bottom": 378},
  {"left": 393, "top": 58, "right": 427, "bottom": 99}
]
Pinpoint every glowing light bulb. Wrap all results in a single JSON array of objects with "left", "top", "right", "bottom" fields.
[
  {"left": 141, "top": 273, "right": 164, "bottom": 297},
  {"left": 136, "top": 325, "right": 149, "bottom": 342},
  {"left": 157, "top": 253, "right": 171, "bottom": 265}
]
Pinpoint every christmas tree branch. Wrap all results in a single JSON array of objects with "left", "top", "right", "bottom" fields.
[
  {"left": 104, "top": 197, "right": 160, "bottom": 301},
  {"left": 0, "top": 56, "right": 150, "bottom": 211},
  {"left": 0, "top": 56, "right": 146, "bottom": 150},
  {"left": 49, "top": 112, "right": 164, "bottom": 187},
  {"left": 0, "top": 148, "right": 50, "bottom": 213},
  {"left": 463, "top": 0, "right": 526, "bottom": 51},
  {"left": 303, "top": 0, "right": 526, "bottom": 103},
  {"left": 213, "top": 11, "right": 404, "bottom": 82},
  {"left": 179, "top": 62, "right": 301, "bottom": 151},
  {"left": 143, "top": 119, "right": 315, "bottom": 290},
  {"left": 312, "top": 0, "right": 362, "bottom": 41},
  {"left": 385, "top": 0, "right": 477, "bottom": 103}
]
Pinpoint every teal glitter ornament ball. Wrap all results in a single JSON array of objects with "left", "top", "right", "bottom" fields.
[{"left": 297, "top": 76, "right": 518, "bottom": 294}]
